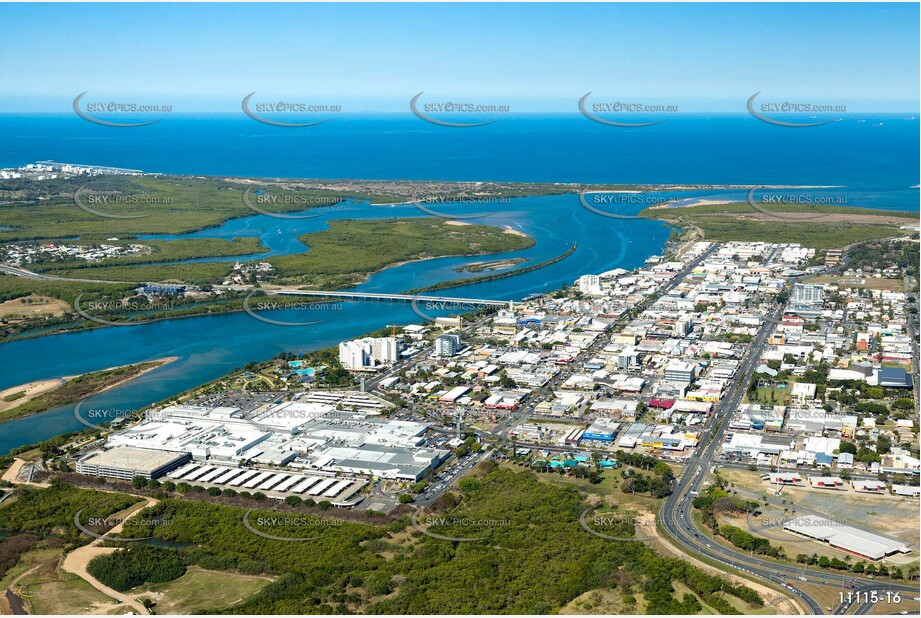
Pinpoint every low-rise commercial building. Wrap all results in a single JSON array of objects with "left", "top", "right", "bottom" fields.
[{"left": 76, "top": 446, "right": 190, "bottom": 480}]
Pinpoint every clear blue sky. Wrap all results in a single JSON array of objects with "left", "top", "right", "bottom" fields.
[{"left": 0, "top": 3, "right": 917, "bottom": 112}]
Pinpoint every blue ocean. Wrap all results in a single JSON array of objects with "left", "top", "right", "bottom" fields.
[{"left": 0, "top": 113, "right": 918, "bottom": 201}]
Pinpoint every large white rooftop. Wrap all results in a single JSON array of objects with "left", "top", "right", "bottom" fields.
[{"left": 784, "top": 515, "right": 910, "bottom": 560}]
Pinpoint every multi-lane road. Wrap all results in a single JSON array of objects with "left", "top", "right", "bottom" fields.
[
  {"left": 381, "top": 240, "right": 918, "bottom": 616},
  {"left": 487, "top": 244, "right": 720, "bottom": 439},
  {"left": 658, "top": 302, "right": 920, "bottom": 615}
]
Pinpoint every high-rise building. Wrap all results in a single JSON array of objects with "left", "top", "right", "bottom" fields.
[
  {"left": 369, "top": 337, "right": 398, "bottom": 364},
  {"left": 578, "top": 274, "right": 602, "bottom": 295},
  {"left": 435, "top": 334, "right": 462, "bottom": 357},
  {"left": 339, "top": 337, "right": 400, "bottom": 369},
  {"left": 339, "top": 341, "right": 368, "bottom": 369},
  {"left": 792, "top": 283, "right": 824, "bottom": 305},
  {"left": 617, "top": 347, "right": 640, "bottom": 370}
]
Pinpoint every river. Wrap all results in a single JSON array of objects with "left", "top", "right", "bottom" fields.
[{"left": 1, "top": 192, "right": 676, "bottom": 453}]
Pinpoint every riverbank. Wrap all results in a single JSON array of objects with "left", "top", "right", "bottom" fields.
[
  {"left": 640, "top": 202, "right": 918, "bottom": 250},
  {"left": 455, "top": 257, "right": 528, "bottom": 273},
  {"left": 2, "top": 218, "right": 535, "bottom": 341},
  {"left": 405, "top": 242, "right": 577, "bottom": 295},
  {"left": 0, "top": 357, "right": 178, "bottom": 424},
  {"left": 0, "top": 191, "right": 674, "bottom": 455}
]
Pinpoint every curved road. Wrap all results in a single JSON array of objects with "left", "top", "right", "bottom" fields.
[{"left": 658, "top": 303, "right": 919, "bottom": 615}]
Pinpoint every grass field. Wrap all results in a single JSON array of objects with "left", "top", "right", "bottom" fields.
[
  {"left": 805, "top": 275, "right": 906, "bottom": 291},
  {"left": 502, "top": 461, "right": 666, "bottom": 522},
  {"left": 4, "top": 549, "right": 273, "bottom": 615},
  {"left": 2, "top": 546, "right": 119, "bottom": 615},
  {"left": 0, "top": 294, "right": 70, "bottom": 318},
  {"left": 561, "top": 588, "right": 649, "bottom": 614},
  {"left": 749, "top": 384, "right": 792, "bottom": 406},
  {"left": 126, "top": 566, "right": 273, "bottom": 614},
  {"left": 0, "top": 275, "right": 136, "bottom": 304},
  {"left": 639, "top": 202, "right": 916, "bottom": 250},
  {"left": 19, "top": 560, "right": 120, "bottom": 615}
]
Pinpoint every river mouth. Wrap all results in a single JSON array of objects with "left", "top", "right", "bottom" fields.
[{"left": 1, "top": 182, "right": 914, "bottom": 455}]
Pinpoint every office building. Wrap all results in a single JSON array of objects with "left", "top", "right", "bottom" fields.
[{"left": 664, "top": 360, "right": 697, "bottom": 384}]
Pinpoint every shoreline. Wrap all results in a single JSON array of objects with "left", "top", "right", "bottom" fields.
[
  {"left": 2, "top": 223, "right": 538, "bottom": 343},
  {"left": 0, "top": 356, "right": 179, "bottom": 425},
  {"left": 341, "top": 235, "right": 537, "bottom": 288},
  {"left": 405, "top": 242, "right": 577, "bottom": 295}
]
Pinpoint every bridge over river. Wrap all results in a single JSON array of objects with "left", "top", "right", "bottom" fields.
[{"left": 274, "top": 289, "right": 512, "bottom": 308}]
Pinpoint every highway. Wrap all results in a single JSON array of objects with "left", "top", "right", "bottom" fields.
[
  {"left": 0, "top": 262, "right": 132, "bottom": 284},
  {"left": 658, "top": 300, "right": 920, "bottom": 615},
  {"left": 656, "top": 304, "right": 831, "bottom": 610},
  {"left": 366, "top": 239, "right": 917, "bottom": 616}
]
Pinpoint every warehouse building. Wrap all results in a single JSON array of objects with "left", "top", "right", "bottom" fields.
[
  {"left": 581, "top": 418, "right": 621, "bottom": 443},
  {"left": 439, "top": 386, "right": 471, "bottom": 405},
  {"left": 876, "top": 367, "right": 913, "bottom": 389},
  {"left": 76, "top": 446, "right": 189, "bottom": 480},
  {"left": 783, "top": 515, "right": 911, "bottom": 561},
  {"left": 762, "top": 472, "right": 803, "bottom": 485},
  {"left": 311, "top": 444, "right": 447, "bottom": 481},
  {"left": 892, "top": 485, "right": 921, "bottom": 498}
]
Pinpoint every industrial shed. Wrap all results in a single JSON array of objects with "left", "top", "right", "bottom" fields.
[{"left": 783, "top": 515, "right": 911, "bottom": 560}]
